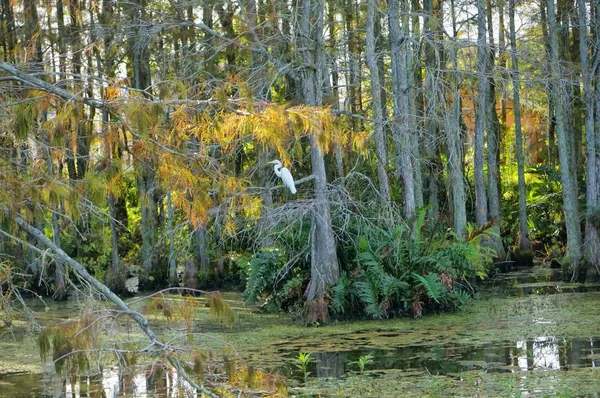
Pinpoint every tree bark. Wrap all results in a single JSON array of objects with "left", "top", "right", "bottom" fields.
[
  {"left": 410, "top": 0, "right": 424, "bottom": 210},
  {"left": 388, "top": 0, "right": 416, "bottom": 220},
  {"left": 167, "top": 190, "right": 177, "bottom": 286},
  {"left": 422, "top": 0, "right": 442, "bottom": 219},
  {"left": 485, "top": 0, "right": 506, "bottom": 257},
  {"left": 593, "top": 0, "right": 600, "bottom": 278},
  {"left": 297, "top": 0, "right": 340, "bottom": 315},
  {"left": 540, "top": 1, "right": 558, "bottom": 165},
  {"left": 509, "top": 0, "right": 531, "bottom": 253},
  {"left": 0, "top": 0, "right": 17, "bottom": 62},
  {"left": 446, "top": 28, "right": 467, "bottom": 239},
  {"left": 547, "top": 0, "right": 583, "bottom": 263},
  {"left": 579, "top": 0, "right": 600, "bottom": 277},
  {"left": 474, "top": 0, "right": 489, "bottom": 227},
  {"left": 194, "top": 224, "right": 210, "bottom": 272},
  {"left": 366, "top": 0, "right": 391, "bottom": 204}
]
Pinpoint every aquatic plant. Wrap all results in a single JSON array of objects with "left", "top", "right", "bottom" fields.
[
  {"left": 294, "top": 351, "right": 313, "bottom": 381},
  {"left": 348, "top": 353, "right": 374, "bottom": 374}
]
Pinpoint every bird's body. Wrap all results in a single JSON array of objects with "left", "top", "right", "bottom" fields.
[{"left": 269, "top": 160, "right": 297, "bottom": 194}]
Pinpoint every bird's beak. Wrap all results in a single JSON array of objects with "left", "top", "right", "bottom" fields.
[{"left": 268, "top": 160, "right": 277, "bottom": 164}]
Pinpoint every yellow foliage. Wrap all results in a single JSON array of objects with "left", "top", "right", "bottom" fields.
[
  {"left": 102, "top": 125, "right": 121, "bottom": 149},
  {"left": 241, "top": 196, "right": 262, "bottom": 219},
  {"left": 206, "top": 291, "right": 235, "bottom": 327},
  {"left": 106, "top": 173, "right": 126, "bottom": 200},
  {"left": 38, "top": 315, "right": 100, "bottom": 377},
  {"left": 124, "top": 98, "right": 164, "bottom": 137},
  {"left": 12, "top": 102, "right": 34, "bottom": 141},
  {"left": 223, "top": 218, "right": 236, "bottom": 237},
  {"left": 145, "top": 295, "right": 174, "bottom": 321},
  {"left": 104, "top": 85, "right": 121, "bottom": 101},
  {"left": 351, "top": 130, "right": 371, "bottom": 157},
  {"left": 179, "top": 295, "right": 197, "bottom": 333}
]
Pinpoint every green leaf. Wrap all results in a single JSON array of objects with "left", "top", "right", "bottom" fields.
[{"left": 412, "top": 273, "right": 445, "bottom": 303}]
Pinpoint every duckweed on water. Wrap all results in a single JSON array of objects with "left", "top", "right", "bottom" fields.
[{"left": 1, "top": 267, "right": 600, "bottom": 396}]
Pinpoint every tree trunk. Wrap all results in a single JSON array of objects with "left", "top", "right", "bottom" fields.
[
  {"left": 365, "top": 0, "right": 391, "bottom": 204},
  {"left": 129, "top": 0, "right": 160, "bottom": 285},
  {"left": 388, "top": 0, "right": 416, "bottom": 220},
  {"left": 167, "top": 190, "right": 177, "bottom": 286},
  {"left": 258, "top": 147, "right": 275, "bottom": 248},
  {"left": 498, "top": 0, "right": 508, "bottom": 161},
  {"left": 579, "top": 0, "right": 600, "bottom": 278},
  {"left": 547, "top": 0, "right": 583, "bottom": 264},
  {"left": 594, "top": 0, "right": 600, "bottom": 278},
  {"left": 410, "top": 0, "right": 424, "bottom": 210},
  {"left": 422, "top": 0, "right": 442, "bottom": 219},
  {"left": 446, "top": 30, "right": 468, "bottom": 239},
  {"left": 44, "top": 125, "right": 68, "bottom": 301},
  {"left": 328, "top": 8, "right": 344, "bottom": 179},
  {"left": 508, "top": 0, "right": 531, "bottom": 254},
  {"left": 485, "top": 2, "right": 506, "bottom": 257},
  {"left": 202, "top": 0, "right": 215, "bottom": 77},
  {"left": 297, "top": 0, "right": 340, "bottom": 321},
  {"left": 474, "top": 0, "right": 489, "bottom": 227},
  {"left": 345, "top": 0, "right": 360, "bottom": 132},
  {"left": 216, "top": 1, "right": 237, "bottom": 70},
  {"left": 194, "top": 224, "right": 210, "bottom": 273},
  {"left": 0, "top": 0, "right": 17, "bottom": 63},
  {"left": 540, "top": 1, "right": 558, "bottom": 165}
]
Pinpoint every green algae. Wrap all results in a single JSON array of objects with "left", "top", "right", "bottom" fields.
[
  {"left": 2, "top": 267, "right": 600, "bottom": 396},
  {"left": 295, "top": 367, "right": 600, "bottom": 397}
]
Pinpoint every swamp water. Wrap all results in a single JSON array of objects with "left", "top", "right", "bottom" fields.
[{"left": 1, "top": 265, "right": 600, "bottom": 397}]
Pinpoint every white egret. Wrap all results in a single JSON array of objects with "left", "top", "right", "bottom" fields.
[{"left": 269, "top": 160, "right": 297, "bottom": 194}]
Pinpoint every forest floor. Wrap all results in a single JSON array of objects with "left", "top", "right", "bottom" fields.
[{"left": 1, "top": 265, "right": 600, "bottom": 397}]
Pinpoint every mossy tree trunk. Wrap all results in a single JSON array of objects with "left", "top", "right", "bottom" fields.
[
  {"left": 388, "top": 0, "right": 416, "bottom": 221},
  {"left": 446, "top": 0, "right": 467, "bottom": 239},
  {"left": 579, "top": 0, "right": 600, "bottom": 279},
  {"left": 297, "top": 0, "right": 340, "bottom": 323},
  {"left": 365, "top": 0, "right": 391, "bottom": 204},
  {"left": 509, "top": 0, "right": 531, "bottom": 254},
  {"left": 547, "top": 0, "right": 583, "bottom": 264},
  {"left": 474, "top": 0, "right": 489, "bottom": 228},
  {"left": 485, "top": 0, "right": 506, "bottom": 258}
]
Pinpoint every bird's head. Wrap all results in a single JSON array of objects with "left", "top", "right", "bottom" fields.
[{"left": 268, "top": 160, "right": 282, "bottom": 167}]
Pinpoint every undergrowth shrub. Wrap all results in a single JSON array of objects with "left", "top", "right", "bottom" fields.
[
  {"left": 330, "top": 209, "right": 493, "bottom": 319},
  {"left": 242, "top": 181, "right": 494, "bottom": 320},
  {"left": 241, "top": 248, "right": 307, "bottom": 312},
  {"left": 501, "top": 164, "right": 565, "bottom": 257}
]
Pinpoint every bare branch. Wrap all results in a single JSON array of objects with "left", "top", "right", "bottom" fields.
[{"left": 0, "top": 62, "right": 105, "bottom": 109}]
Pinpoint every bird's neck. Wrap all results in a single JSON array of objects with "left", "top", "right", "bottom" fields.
[{"left": 273, "top": 164, "right": 282, "bottom": 176}]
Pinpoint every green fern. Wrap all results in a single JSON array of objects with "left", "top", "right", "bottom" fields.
[
  {"left": 354, "top": 256, "right": 410, "bottom": 318},
  {"left": 355, "top": 276, "right": 383, "bottom": 318},
  {"left": 243, "top": 249, "right": 285, "bottom": 304},
  {"left": 331, "top": 273, "right": 354, "bottom": 314},
  {"left": 412, "top": 273, "right": 445, "bottom": 303},
  {"left": 447, "top": 289, "right": 472, "bottom": 308}
]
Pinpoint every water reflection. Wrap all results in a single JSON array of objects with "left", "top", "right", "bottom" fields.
[
  {"left": 485, "top": 265, "right": 600, "bottom": 296},
  {"left": 514, "top": 337, "right": 560, "bottom": 370},
  {"left": 69, "top": 366, "right": 195, "bottom": 397},
  {"left": 0, "top": 365, "right": 196, "bottom": 398},
  {"left": 285, "top": 336, "right": 600, "bottom": 381}
]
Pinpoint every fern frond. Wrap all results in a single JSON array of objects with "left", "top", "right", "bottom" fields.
[
  {"left": 466, "top": 219, "right": 495, "bottom": 242},
  {"left": 331, "top": 273, "right": 354, "bottom": 314},
  {"left": 411, "top": 273, "right": 445, "bottom": 303},
  {"left": 355, "top": 277, "right": 382, "bottom": 318}
]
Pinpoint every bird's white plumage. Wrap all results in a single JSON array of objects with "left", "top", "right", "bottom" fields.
[{"left": 269, "top": 160, "right": 297, "bottom": 194}]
